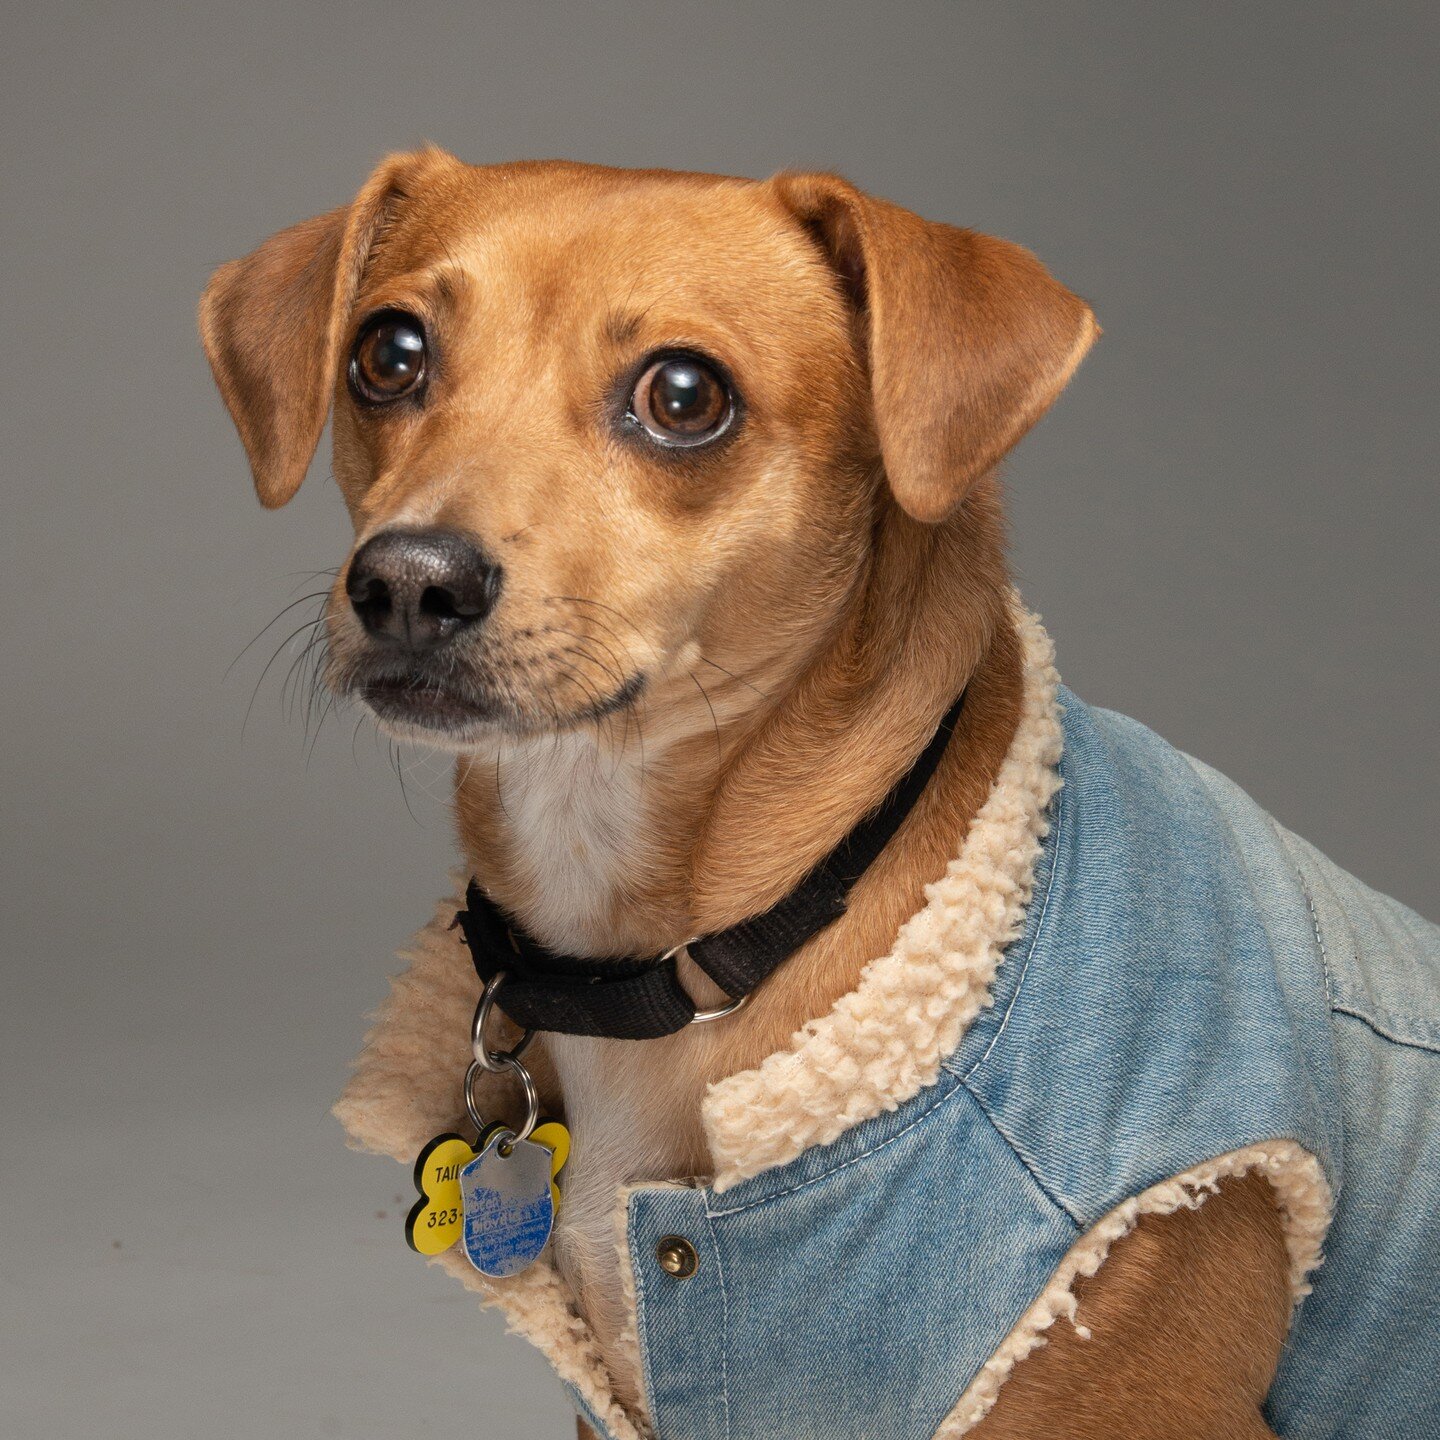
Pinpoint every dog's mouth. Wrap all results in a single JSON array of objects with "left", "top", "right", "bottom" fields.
[
  {"left": 351, "top": 667, "right": 646, "bottom": 743},
  {"left": 359, "top": 675, "right": 500, "bottom": 732}
]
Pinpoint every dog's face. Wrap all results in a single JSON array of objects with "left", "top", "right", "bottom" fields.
[
  {"left": 202, "top": 151, "right": 1095, "bottom": 748},
  {"left": 324, "top": 161, "right": 873, "bottom": 746}
]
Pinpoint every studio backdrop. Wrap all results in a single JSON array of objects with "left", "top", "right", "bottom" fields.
[{"left": 1, "top": 4, "right": 1435, "bottom": 1437}]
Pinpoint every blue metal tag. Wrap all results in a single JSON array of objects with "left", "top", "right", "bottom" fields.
[{"left": 459, "top": 1132, "right": 556, "bottom": 1278}]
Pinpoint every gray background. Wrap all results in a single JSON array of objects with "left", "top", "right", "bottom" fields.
[{"left": 2, "top": 3, "right": 1435, "bottom": 1436}]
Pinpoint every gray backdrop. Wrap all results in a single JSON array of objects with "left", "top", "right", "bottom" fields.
[{"left": 3, "top": 3, "right": 1435, "bottom": 1436}]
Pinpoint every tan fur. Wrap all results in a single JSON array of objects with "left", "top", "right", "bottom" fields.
[
  {"left": 202, "top": 152, "right": 1290, "bottom": 1436},
  {"left": 973, "top": 1173, "right": 1291, "bottom": 1439}
]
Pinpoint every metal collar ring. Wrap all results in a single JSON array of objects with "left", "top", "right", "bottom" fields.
[{"left": 660, "top": 940, "right": 751, "bottom": 1024}]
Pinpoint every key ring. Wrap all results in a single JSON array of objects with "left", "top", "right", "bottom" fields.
[
  {"left": 466, "top": 972, "right": 540, "bottom": 1148},
  {"left": 464, "top": 1053, "right": 540, "bottom": 1148}
]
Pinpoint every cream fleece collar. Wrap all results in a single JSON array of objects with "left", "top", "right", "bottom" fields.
[
  {"left": 334, "top": 606, "right": 1064, "bottom": 1438},
  {"left": 704, "top": 605, "right": 1063, "bottom": 1189}
]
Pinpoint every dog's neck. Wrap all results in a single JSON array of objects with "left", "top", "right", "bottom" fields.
[
  {"left": 453, "top": 489, "right": 1011, "bottom": 990},
  {"left": 452, "top": 490, "right": 1018, "bottom": 1401}
]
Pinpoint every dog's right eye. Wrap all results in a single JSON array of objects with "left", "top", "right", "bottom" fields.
[{"left": 349, "top": 310, "right": 427, "bottom": 404}]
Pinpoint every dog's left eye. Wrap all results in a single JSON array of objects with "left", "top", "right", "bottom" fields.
[
  {"left": 628, "top": 355, "right": 733, "bottom": 447},
  {"left": 350, "top": 310, "right": 427, "bottom": 404}
]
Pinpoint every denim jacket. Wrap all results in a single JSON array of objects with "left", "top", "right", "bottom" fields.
[{"left": 337, "top": 621, "right": 1440, "bottom": 1440}]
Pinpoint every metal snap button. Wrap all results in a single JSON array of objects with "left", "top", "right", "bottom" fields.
[{"left": 655, "top": 1235, "right": 699, "bottom": 1278}]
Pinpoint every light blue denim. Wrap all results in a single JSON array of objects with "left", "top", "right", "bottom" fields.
[{"left": 574, "top": 691, "right": 1440, "bottom": 1439}]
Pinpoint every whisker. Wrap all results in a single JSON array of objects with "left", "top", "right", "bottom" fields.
[
  {"left": 697, "top": 654, "right": 773, "bottom": 702},
  {"left": 226, "top": 592, "right": 330, "bottom": 683},
  {"left": 241, "top": 611, "right": 327, "bottom": 740},
  {"left": 690, "top": 671, "right": 723, "bottom": 766},
  {"left": 555, "top": 625, "right": 632, "bottom": 691},
  {"left": 553, "top": 639, "right": 625, "bottom": 700},
  {"left": 396, "top": 745, "right": 452, "bottom": 807},
  {"left": 281, "top": 626, "right": 329, "bottom": 721},
  {"left": 455, "top": 747, "right": 480, "bottom": 794},
  {"left": 548, "top": 652, "right": 609, "bottom": 721},
  {"left": 552, "top": 643, "right": 642, "bottom": 761},
  {"left": 550, "top": 594, "right": 650, "bottom": 649},
  {"left": 303, "top": 691, "right": 339, "bottom": 769},
  {"left": 283, "top": 566, "right": 342, "bottom": 584},
  {"left": 494, "top": 751, "right": 516, "bottom": 822},
  {"left": 389, "top": 738, "right": 421, "bottom": 827}
]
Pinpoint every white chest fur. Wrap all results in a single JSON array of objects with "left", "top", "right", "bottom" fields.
[
  {"left": 494, "top": 729, "right": 652, "bottom": 953},
  {"left": 486, "top": 725, "right": 706, "bottom": 1396},
  {"left": 544, "top": 1033, "right": 709, "bottom": 1389}
]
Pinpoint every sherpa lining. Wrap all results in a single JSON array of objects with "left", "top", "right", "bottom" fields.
[
  {"left": 703, "top": 606, "right": 1064, "bottom": 1188},
  {"left": 332, "top": 608, "right": 1329, "bottom": 1436}
]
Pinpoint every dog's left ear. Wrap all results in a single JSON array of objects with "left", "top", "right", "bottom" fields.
[
  {"left": 770, "top": 172, "right": 1098, "bottom": 523},
  {"left": 199, "top": 147, "right": 456, "bottom": 508}
]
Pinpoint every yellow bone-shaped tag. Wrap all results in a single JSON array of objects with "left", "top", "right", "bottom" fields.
[
  {"left": 405, "top": 1133, "right": 475, "bottom": 1255},
  {"left": 406, "top": 1121, "right": 570, "bottom": 1257}
]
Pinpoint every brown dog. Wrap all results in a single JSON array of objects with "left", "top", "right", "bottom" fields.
[{"left": 201, "top": 151, "right": 1295, "bottom": 1437}]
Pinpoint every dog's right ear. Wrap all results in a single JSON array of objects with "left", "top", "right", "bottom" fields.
[{"left": 198, "top": 148, "right": 452, "bottom": 508}]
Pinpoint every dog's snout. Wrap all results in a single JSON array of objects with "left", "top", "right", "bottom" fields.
[{"left": 345, "top": 529, "right": 501, "bottom": 651}]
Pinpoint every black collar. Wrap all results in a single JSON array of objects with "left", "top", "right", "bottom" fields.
[{"left": 454, "top": 690, "right": 965, "bottom": 1040}]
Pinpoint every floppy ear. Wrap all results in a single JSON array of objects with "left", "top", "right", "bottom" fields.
[
  {"left": 771, "top": 172, "right": 1098, "bottom": 523},
  {"left": 198, "top": 148, "right": 450, "bottom": 508}
]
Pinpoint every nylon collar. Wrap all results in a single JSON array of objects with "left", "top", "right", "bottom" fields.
[{"left": 455, "top": 690, "right": 965, "bottom": 1040}]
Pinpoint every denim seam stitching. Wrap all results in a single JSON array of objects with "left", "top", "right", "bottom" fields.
[
  {"left": 1294, "top": 865, "right": 1336, "bottom": 1009},
  {"left": 571, "top": 1391, "right": 614, "bottom": 1440},
  {"left": 1328, "top": 982, "right": 1440, "bottom": 1046},
  {"left": 1332, "top": 1004, "right": 1440, "bottom": 1056},
  {"left": 627, "top": 1202, "right": 665, "bottom": 1431},
  {"left": 960, "top": 1075, "right": 1084, "bottom": 1227},
  {"left": 703, "top": 1202, "right": 733, "bottom": 1440},
  {"left": 953, "top": 758, "right": 1068, "bottom": 1084},
  {"left": 705, "top": 1078, "right": 962, "bottom": 1218},
  {"left": 1296, "top": 843, "right": 1440, "bottom": 1045}
]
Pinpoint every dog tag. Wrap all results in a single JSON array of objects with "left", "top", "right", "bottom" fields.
[
  {"left": 460, "top": 1131, "right": 556, "bottom": 1277},
  {"left": 477, "top": 1118, "right": 571, "bottom": 1211},
  {"left": 405, "top": 1133, "right": 476, "bottom": 1256}
]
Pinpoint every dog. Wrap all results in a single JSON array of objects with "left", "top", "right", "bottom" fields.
[{"left": 201, "top": 150, "right": 1440, "bottom": 1439}]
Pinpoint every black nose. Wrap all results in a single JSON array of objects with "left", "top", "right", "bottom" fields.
[{"left": 345, "top": 529, "right": 501, "bottom": 651}]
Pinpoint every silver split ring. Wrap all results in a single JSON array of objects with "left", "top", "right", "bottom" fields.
[{"left": 464, "top": 1052, "right": 541, "bottom": 1149}]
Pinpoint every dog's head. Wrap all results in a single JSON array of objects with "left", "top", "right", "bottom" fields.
[{"left": 201, "top": 150, "right": 1094, "bottom": 748}]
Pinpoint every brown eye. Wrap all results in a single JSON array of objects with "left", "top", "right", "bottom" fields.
[
  {"left": 350, "top": 310, "right": 426, "bottom": 404},
  {"left": 629, "top": 355, "right": 732, "bottom": 446}
]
